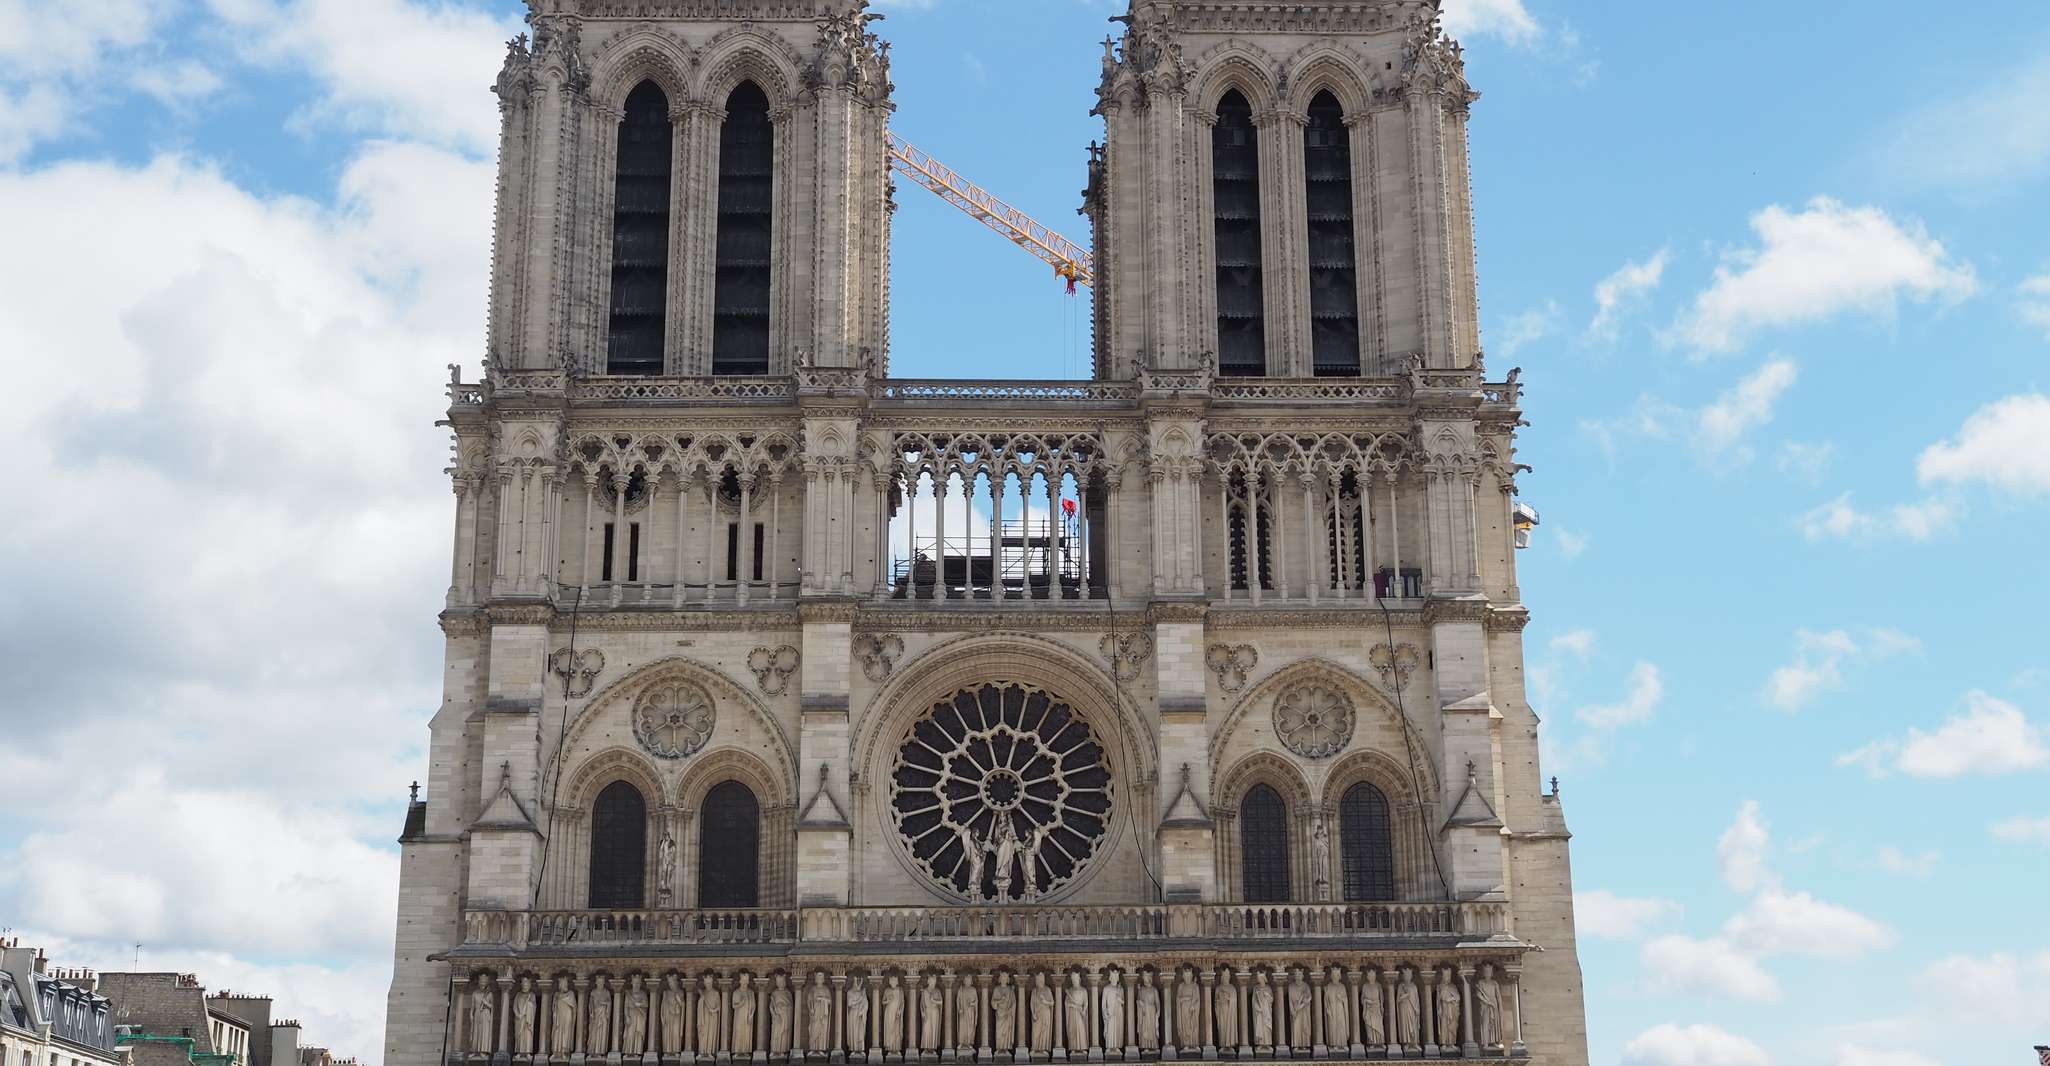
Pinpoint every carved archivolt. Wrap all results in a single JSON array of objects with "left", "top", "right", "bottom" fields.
[
  {"left": 1273, "top": 684, "right": 1354, "bottom": 760},
  {"left": 564, "top": 657, "right": 798, "bottom": 791},
  {"left": 633, "top": 680, "right": 717, "bottom": 760}
]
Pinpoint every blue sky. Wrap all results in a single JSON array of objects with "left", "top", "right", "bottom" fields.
[{"left": 1, "top": 2, "right": 2046, "bottom": 1065}]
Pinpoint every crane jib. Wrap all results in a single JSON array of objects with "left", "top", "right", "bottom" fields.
[{"left": 886, "top": 131, "right": 1095, "bottom": 288}]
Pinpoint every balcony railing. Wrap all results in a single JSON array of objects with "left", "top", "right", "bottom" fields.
[{"left": 461, "top": 901, "right": 1511, "bottom": 951}]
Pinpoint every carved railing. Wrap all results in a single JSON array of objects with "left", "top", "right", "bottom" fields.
[
  {"left": 871, "top": 380, "right": 1138, "bottom": 403},
  {"left": 1209, "top": 379, "right": 1405, "bottom": 403},
  {"left": 566, "top": 377, "right": 795, "bottom": 403},
  {"left": 465, "top": 903, "right": 1510, "bottom": 949}
]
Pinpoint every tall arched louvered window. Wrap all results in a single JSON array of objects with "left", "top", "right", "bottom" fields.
[
  {"left": 588, "top": 780, "right": 648, "bottom": 908},
  {"left": 1339, "top": 781, "right": 1397, "bottom": 901},
  {"left": 606, "top": 81, "right": 673, "bottom": 376},
  {"left": 1240, "top": 783, "right": 1292, "bottom": 903},
  {"left": 712, "top": 82, "right": 774, "bottom": 376},
  {"left": 697, "top": 780, "right": 761, "bottom": 907},
  {"left": 1304, "top": 91, "right": 1360, "bottom": 376},
  {"left": 1212, "top": 89, "right": 1265, "bottom": 377}
]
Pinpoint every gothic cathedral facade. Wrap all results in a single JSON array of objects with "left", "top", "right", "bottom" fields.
[{"left": 386, "top": 1, "right": 1590, "bottom": 1064}]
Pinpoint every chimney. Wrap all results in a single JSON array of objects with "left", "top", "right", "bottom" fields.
[{"left": 271, "top": 1019, "right": 302, "bottom": 1066}]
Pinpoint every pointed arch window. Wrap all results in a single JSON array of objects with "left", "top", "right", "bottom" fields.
[
  {"left": 697, "top": 780, "right": 761, "bottom": 908},
  {"left": 606, "top": 81, "right": 673, "bottom": 376},
  {"left": 1339, "top": 781, "right": 1397, "bottom": 901},
  {"left": 1240, "top": 783, "right": 1292, "bottom": 903},
  {"left": 588, "top": 780, "right": 648, "bottom": 908},
  {"left": 1304, "top": 90, "right": 1360, "bottom": 375},
  {"left": 713, "top": 82, "right": 774, "bottom": 376},
  {"left": 1212, "top": 89, "right": 1266, "bottom": 377}
]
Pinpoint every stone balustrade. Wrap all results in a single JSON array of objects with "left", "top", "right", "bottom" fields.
[
  {"left": 450, "top": 957, "right": 1529, "bottom": 1063},
  {"left": 462, "top": 903, "right": 1511, "bottom": 951}
]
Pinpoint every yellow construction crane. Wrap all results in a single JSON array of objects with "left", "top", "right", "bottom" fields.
[{"left": 886, "top": 131, "right": 1094, "bottom": 292}]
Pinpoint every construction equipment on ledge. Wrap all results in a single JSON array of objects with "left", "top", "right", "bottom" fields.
[{"left": 887, "top": 131, "right": 1094, "bottom": 293}]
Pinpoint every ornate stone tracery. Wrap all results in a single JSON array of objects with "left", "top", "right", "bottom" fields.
[
  {"left": 633, "top": 680, "right": 717, "bottom": 759},
  {"left": 889, "top": 682, "right": 1114, "bottom": 903},
  {"left": 1273, "top": 683, "right": 1355, "bottom": 759}
]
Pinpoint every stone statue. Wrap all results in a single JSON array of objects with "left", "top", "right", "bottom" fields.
[
  {"left": 807, "top": 974, "right": 833, "bottom": 1053},
  {"left": 731, "top": 975, "right": 757, "bottom": 1056},
  {"left": 881, "top": 976, "right": 905, "bottom": 1052},
  {"left": 1395, "top": 969, "right": 1420, "bottom": 1049},
  {"left": 1028, "top": 973, "right": 1055, "bottom": 1052},
  {"left": 621, "top": 975, "right": 648, "bottom": 1055},
  {"left": 919, "top": 975, "right": 944, "bottom": 1051},
  {"left": 1212, "top": 974, "right": 1238, "bottom": 1048},
  {"left": 770, "top": 974, "right": 792, "bottom": 1054},
  {"left": 1101, "top": 975, "right": 1126, "bottom": 1049},
  {"left": 657, "top": 836, "right": 679, "bottom": 905},
  {"left": 1310, "top": 819, "right": 1332, "bottom": 901},
  {"left": 588, "top": 980, "right": 612, "bottom": 1057},
  {"left": 472, "top": 975, "right": 497, "bottom": 1055},
  {"left": 1285, "top": 970, "right": 1310, "bottom": 1048},
  {"left": 988, "top": 817, "right": 1022, "bottom": 900},
  {"left": 1173, "top": 970, "right": 1200, "bottom": 1050},
  {"left": 697, "top": 976, "right": 722, "bottom": 1055},
  {"left": 659, "top": 977, "right": 685, "bottom": 1056},
  {"left": 989, "top": 975, "right": 1016, "bottom": 1050},
  {"left": 1359, "top": 971, "right": 1385, "bottom": 1048},
  {"left": 1133, "top": 972, "right": 1159, "bottom": 1050},
  {"left": 1063, "top": 973, "right": 1089, "bottom": 1050},
  {"left": 1435, "top": 969, "right": 1460, "bottom": 1050},
  {"left": 1474, "top": 965, "right": 1502, "bottom": 1048},
  {"left": 957, "top": 823, "right": 986, "bottom": 900},
  {"left": 845, "top": 977, "right": 870, "bottom": 1052},
  {"left": 1322, "top": 968, "right": 1349, "bottom": 1047},
  {"left": 954, "top": 979, "right": 979, "bottom": 1048},
  {"left": 550, "top": 985, "right": 577, "bottom": 1056},
  {"left": 512, "top": 977, "right": 536, "bottom": 1055},
  {"left": 1250, "top": 972, "right": 1274, "bottom": 1048}
]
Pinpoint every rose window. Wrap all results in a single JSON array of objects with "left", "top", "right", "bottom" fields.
[
  {"left": 890, "top": 682, "right": 1113, "bottom": 902},
  {"left": 1273, "top": 683, "right": 1354, "bottom": 758},
  {"left": 633, "top": 680, "right": 716, "bottom": 759}
]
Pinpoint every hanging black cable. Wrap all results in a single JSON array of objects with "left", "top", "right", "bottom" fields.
[
  {"left": 1377, "top": 591, "right": 1453, "bottom": 899},
  {"left": 532, "top": 582, "right": 586, "bottom": 908}
]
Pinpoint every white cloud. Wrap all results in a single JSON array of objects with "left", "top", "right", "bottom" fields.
[
  {"left": 132, "top": 58, "right": 225, "bottom": 105},
  {"left": 1575, "top": 889, "right": 1679, "bottom": 939},
  {"left": 2018, "top": 275, "right": 2050, "bottom": 339},
  {"left": 1923, "top": 952, "right": 2050, "bottom": 1028},
  {"left": 0, "top": 139, "right": 495, "bottom": 1066},
  {"left": 1494, "top": 298, "right": 1562, "bottom": 356},
  {"left": 1916, "top": 393, "right": 2050, "bottom": 497},
  {"left": 1670, "top": 198, "right": 1976, "bottom": 353},
  {"left": 1875, "top": 846, "right": 1938, "bottom": 878},
  {"left": 1989, "top": 814, "right": 2050, "bottom": 846},
  {"left": 1775, "top": 440, "right": 1835, "bottom": 482},
  {"left": 205, "top": 0, "right": 520, "bottom": 153},
  {"left": 1763, "top": 627, "right": 1919, "bottom": 712},
  {"left": 1718, "top": 801, "right": 1772, "bottom": 893},
  {"left": 1622, "top": 1024, "right": 1773, "bottom": 1066},
  {"left": 1551, "top": 525, "right": 1589, "bottom": 559},
  {"left": 1877, "top": 52, "right": 2050, "bottom": 187},
  {"left": 1838, "top": 691, "right": 2050, "bottom": 779},
  {"left": 1582, "top": 358, "right": 1796, "bottom": 465},
  {"left": 1440, "top": 0, "right": 1541, "bottom": 45},
  {"left": 1641, "top": 936, "right": 1780, "bottom": 1003},
  {"left": 1577, "top": 661, "right": 1663, "bottom": 729},
  {"left": 1796, "top": 493, "right": 1959, "bottom": 542},
  {"left": 0, "top": 0, "right": 180, "bottom": 161},
  {"left": 1549, "top": 628, "right": 1596, "bottom": 657},
  {"left": 1587, "top": 249, "right": 1669, "bottom": 341},
  {"left": 1721, "top": 888, "right": 1895, "bottom": 960}
]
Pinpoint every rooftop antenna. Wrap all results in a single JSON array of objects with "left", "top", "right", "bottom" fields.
[{"left": 133, "top": 944, "right": 141, "bottom": 972}]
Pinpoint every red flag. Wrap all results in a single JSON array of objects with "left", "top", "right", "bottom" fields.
[{"left": 1061, "top": 498, "right": 1077, "bottom": 516}]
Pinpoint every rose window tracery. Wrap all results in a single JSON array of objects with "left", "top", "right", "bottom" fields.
[
  {"left": 633, "top": 680, "right": 716, "bottom": 759},
  {"left": 1273, "top": 683, "right": 1355, "bottom": 759},
  {"left": 890, "top": 682, "right": 1113, "bottom": 902}
]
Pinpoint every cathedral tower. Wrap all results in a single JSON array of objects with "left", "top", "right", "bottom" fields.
[{"left": 387, "top": 1, "right": 1589, "bottom": 1063}]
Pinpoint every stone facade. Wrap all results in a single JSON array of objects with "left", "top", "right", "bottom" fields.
[
  {"left": 385, "top": 2, "right": 1588, "bottom": 1065},
  {"left": 0, "top": 946, "right": 121, "bottom": 1066}
]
